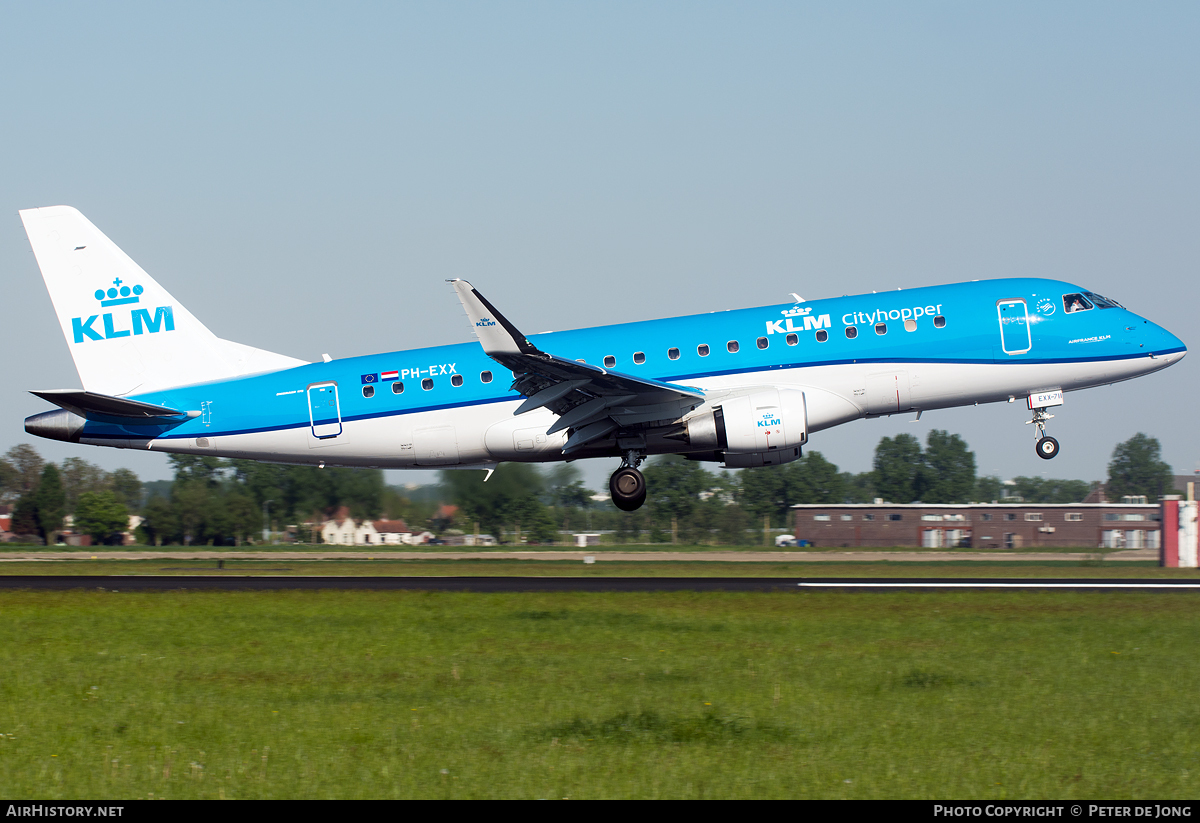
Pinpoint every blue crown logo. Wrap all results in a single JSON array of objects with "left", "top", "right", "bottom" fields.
[{"left": 93, "top": 278, "right": 143, "bottom": 308}]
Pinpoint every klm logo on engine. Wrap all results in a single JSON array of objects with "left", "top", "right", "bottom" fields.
[
  {"left": 765, "top": 306, "right": 831, "bottom": 335},
  {"left": 71, "top": 279, "right": 175, "bottom": 343},
  {"left": 757, "top": 415, "right": 781, "bottom": 428}
]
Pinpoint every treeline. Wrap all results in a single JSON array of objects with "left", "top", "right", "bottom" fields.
[
  {"left": 138, "top": 457, "right": 432, "bottom": 546},
  {"left": 1, "top": 429, "right": 1174, "bottom": 546},
  {"left": 0, "top": 448, "right": 420, "bottom": 546},
  {"left": 1, "top": 445, "right": 143, "bottom": 544},
  {"left": 437, "top": 430, "right": 1176, "bottom": 546}
]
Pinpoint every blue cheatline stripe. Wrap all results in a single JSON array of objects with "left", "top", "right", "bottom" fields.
[{"left": 129, "top": 347, "right": 1180, "bottom": 443}]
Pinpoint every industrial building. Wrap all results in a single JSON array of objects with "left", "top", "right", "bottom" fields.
[{"left": 791, "top": 502, "right": 1160, "bottom": 549}]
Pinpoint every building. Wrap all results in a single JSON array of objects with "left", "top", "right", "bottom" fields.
[
  {"left": 317, "top": 509, "right": 429, "bottom": 545},
  {"left": 791, "top": 502, "right": 1161, "bottom": 549}
]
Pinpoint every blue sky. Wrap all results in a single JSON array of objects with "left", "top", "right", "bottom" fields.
[{"left": 2, "top": 2, "right": 1197, "bottom": 489}]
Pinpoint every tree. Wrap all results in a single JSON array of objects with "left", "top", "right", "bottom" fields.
[
  {"left": 4, "top": 445, "right": 44, "bottom": 498},
  {"left": 110, "top": 468, "right": 143, "bottom": 513},
  {"left": 35, "top": 464, "right": 66, "bottom": 544},
  {"left": 74, "top": 491, "right": 129, "bottom": 544},
  {"left": 739, "top": 465, "right": 790, "bottom": 533},
  {"left": 974, "top": 475, "right": 1003, "bottom": 503},
  {"left": 872, "top": 434, "right": 926, "bottom": 503},
  {"left": 139, "top": 495, "right": 178, "bottom": 546},
  {"left": 1107, "top": 433, "right": 1173, "bottom": 502},
  {"left": 1009, "top": 476, "right": 1093, "bottom": 503},
  {"left": 787, "top": 451, "right": 846, "bottom": 504},
  {"left": 841, "top": 471, "right": 877, "bottom": 503},
  {"left": 441, "top": 464, "right": 545, "bottom": 542},
  {"left": 60, "top": 457, "right": 110, "bottom": 514},
  {"left": 10, "top": 493, "right": 40, "bottom": 538},
  {"left": 643, "top": 456, "right": 711, "bottom": 544},
  {"left": 922, "top": 430, "right": 976, "bottom": 503},
  {"left": 0, "top": 457, "right": 19, "bottom": 504}
]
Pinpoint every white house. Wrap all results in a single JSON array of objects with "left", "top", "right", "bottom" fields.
[{"left": 319, "top": 514, "right": 420, "bottom": 546}]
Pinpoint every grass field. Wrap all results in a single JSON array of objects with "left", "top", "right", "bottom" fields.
[{"left": 2, "top": 587, "right": 1199, "bottom": 798}]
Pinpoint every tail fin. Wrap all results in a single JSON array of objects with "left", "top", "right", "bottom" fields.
[{"left": 20, "top": 206, "right": 306, "bottom": 396}]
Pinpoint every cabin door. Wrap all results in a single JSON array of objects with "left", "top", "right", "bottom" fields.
[
  {"left": 997, "top": 299, "right": 1032, "bottom": 355},
  {"left": 307, "top": 382, "right": 342, "bottom": 439}
]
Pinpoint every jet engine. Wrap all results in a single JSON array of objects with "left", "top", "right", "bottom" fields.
[{"left": 682, "top": 388, "right": 807, "bottom": 468}]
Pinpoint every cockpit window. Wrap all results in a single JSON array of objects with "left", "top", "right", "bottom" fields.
[
  {"left": 1063, "top": 294, "right": 1094, "bottom": 313},
  {"left": 1083, "top": 291, "right": 1123, "bottom": 309}
]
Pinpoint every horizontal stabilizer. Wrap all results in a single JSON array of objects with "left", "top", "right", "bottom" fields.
[{"left": 30, "top": 389, "right": 194, "bottom": 420}]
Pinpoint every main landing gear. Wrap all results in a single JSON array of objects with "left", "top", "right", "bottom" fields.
[
  {"left": 1027, "top": 406, "right": 1060, "bottom": 460},
  {"left": 610, "top": 450, "right": 647, "bottom": 511}
]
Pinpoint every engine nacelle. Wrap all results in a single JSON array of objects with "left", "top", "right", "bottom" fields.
[{"left": 683, "top": 388, "right": 807, "bottom": 468}]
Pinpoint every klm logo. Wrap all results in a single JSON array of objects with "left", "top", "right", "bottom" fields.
[
  {"left": 757, "top": 415, "right": 781, "bottom": 428},
  {"left": 765, "top": 308, "right": 831, "bottom": 334},
  {"left": 71, "top": 279, "right": 175, "bottom": 343},
  {"left": 476, "top": 318, "right": 497, "bottom": 327}
]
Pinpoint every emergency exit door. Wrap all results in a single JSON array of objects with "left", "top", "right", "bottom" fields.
[
  {"left": 997, "top": 299, "right": 1032, "bottom": 355},
  {"left": 307, "top": 382, "right": 342, "bottom": 439}
]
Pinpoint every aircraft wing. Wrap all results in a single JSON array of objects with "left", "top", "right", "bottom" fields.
[{"left": 450, "top": 280, "right": 706, "bottom": 453}]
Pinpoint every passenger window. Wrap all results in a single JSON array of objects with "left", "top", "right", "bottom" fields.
[
  {"left": 875, "top": 323, "right": 887, "bottom": 335},
  {"left": 392, "top": 381, "right": 404, "bottom": 394},
  {"left": 845, "top": 326, "right": 858, "bottom": 339},
  {"left": 362, "top": 385, "right": 375, "bottom": 398},
  {"left": 727, "top": 341, "right": 739, "bottom": 353},
  {"left": 451, "top": 374, "right": 463, "bottom": 387},
  {"left": 933, "top": 315, "right": 946, "bottom": 328},
  {"left": 667, "top": 347, "right": 680, "bottom": 360},
  {"left": 480, "top": 371, "right": 493, "bottom": 383},
  {"left": 756, "top": 337, "right": 768, "bottom": 350},
  {"left": 1063, "top": 293, "right": 1094, "bottom": 313},
  {"left": 786, "top": 333, "right": 799, "bottom": 346},
  {"left": 603, "top": 355, "right": 616, "bottom": 368},
  {"left": 633, "top": 351, "right": 646, "bottom": 364},
  {"left": 421, "top": 378, "right": 434, "bottom": 390},
  {"left": 697, "top": 344, "right": 710, "bottom": 357},
  {"left": 904, "top": 319, "right": 917, "bottom": 332}
]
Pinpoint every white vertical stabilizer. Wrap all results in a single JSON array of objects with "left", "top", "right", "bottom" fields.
[{"left": 20, "top": 206, "right": 307, "bottom": 396}]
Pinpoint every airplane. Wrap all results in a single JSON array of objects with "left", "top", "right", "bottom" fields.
[{"left": 18, "top": 206, "right": 1188, "bottom": 511}]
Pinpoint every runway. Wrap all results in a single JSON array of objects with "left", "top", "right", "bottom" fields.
[{"left": 1, "top": 576, "right": 1198, "bottom": 592}]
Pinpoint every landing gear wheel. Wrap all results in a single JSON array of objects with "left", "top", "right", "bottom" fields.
[
  {"left": 1036, "top": 436, "right": 1060, "bottom": 460},
  {"left": 610, "top": 467, "right": 647, "bottom": 511}
]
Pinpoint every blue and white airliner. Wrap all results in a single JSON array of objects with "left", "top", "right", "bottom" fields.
[{"left": 19, "top": 206, "right": 1188, "bottom": 510}]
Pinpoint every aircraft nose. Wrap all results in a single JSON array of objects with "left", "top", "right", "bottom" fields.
[{"left": 1145, "top": 319, "right": 1186, "bottom": 360}]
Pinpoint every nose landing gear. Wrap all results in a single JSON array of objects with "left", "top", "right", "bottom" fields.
[
  {"left": 610, "top": 450, "right": 647, "bottom": 511},
  {"left": 1027, "top": 406, "right": 1059, "bottom": 460}
]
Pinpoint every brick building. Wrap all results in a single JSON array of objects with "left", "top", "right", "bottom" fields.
[{"left": 791, "top": 502, "right": 1160, "bottom": 549}]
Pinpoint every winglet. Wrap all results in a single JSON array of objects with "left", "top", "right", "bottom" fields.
[{"left": 449, "top": 279, "right": 540, "bottom": 357}]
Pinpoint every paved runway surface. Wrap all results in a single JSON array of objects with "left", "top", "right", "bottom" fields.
[{"left": 0, "top": 576, "right": 1197, "bottom": 592}]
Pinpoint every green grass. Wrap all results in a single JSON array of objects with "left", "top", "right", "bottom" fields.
[
  {"left": 0, "top": 558, "right": 1193, "bottom": 577},
  {"left": 2, "top": 589, "right": 1199, "bottom": 798}
]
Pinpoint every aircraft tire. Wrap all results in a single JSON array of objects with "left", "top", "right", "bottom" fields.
[
  {"left": 1036, "top": 436, "right": 1060, "bottom": 460},
  {"left": 610, "top": 467, "right": 647, "bottom": 512}
]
